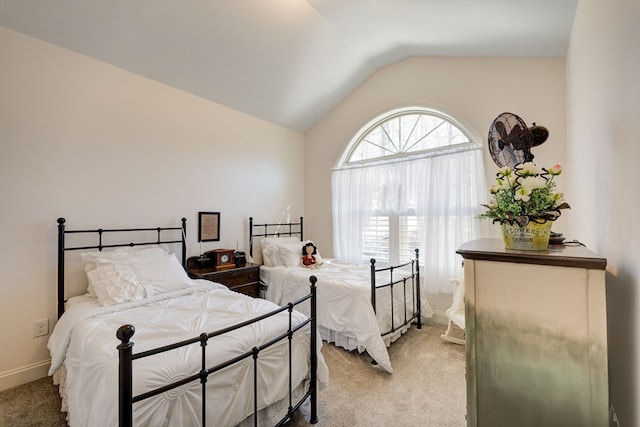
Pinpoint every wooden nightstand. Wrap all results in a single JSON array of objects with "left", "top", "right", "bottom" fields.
[{"left": 186, "top": 257, "right": 261, "bottom": 298}]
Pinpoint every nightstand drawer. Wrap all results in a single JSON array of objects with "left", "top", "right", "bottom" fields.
[
  {"left": 228, "top": 281, "right": 260, "bottom": 298},
  {"left": 186, "top": 259, "right": 261, "bottom": 298},
  {"left": 209, "top": 267, "right": 259, "bottom": 287}
]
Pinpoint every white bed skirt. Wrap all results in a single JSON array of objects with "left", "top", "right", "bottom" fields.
[
  {"left": 319, "top": 323, "right": 411, "bottom": 354},
  {"left": 54, "top": 366, "right": 313, "bottom": 427}
]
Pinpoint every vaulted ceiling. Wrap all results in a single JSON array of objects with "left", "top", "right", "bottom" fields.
[{"left": 0, "top": 0, "right": 577, "bottom": 132}]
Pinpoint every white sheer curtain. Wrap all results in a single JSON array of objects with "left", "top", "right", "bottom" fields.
[{"left": 332, "top": 146, "right": 488, "bottom": 294}]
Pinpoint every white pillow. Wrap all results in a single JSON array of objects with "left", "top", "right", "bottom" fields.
[
  {"left": 129, "top": 254, "right": 193, "bottom": 296},
  {"left": 81, "top": 246, "right": 169, "bottom": 296},
  {"left": 260, "top": 237, "right": 300, "bottom": 266},
  {"left": 88, "top": 254, "right": 192, "bottom": 306},
  {"left": 88, "top": 263, "right": 146, "bottom": 306},
  {"left": 278, "top": 242, "right": 303, "bottom": 267},
  {"left": 278, "top": 240, "right": 323, "bottom": 268},
  {"left": 82, "top": 246, "right": 169, "bottom": 265}
]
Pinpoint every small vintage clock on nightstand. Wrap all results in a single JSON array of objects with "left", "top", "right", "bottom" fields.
[{"left": 210, "top": 249, "right": 235, "bottom": 270}]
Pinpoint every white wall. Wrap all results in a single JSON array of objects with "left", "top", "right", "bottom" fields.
[
  {"left": 304, "top": 56, "right": 567, "bottom": 314},
  {"left": 0, "top": 27, "right": 304, "bottom": 390},
  {"left": 567, "top": 0, "right": 640, "bottom": 424}
]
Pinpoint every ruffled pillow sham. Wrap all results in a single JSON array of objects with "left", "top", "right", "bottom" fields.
[
  {"left": 81, "top": 247, "right": 192, "bottom": 305},
  {"left": 81, "top": 246, "right": 169, "bottom": 297}
]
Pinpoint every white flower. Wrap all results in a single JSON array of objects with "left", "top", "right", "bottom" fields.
[
  {"left": 498, "top": 166, "right": 513, "bottom": 177},
  {"left": 514, "top": 186, "right": 532, "bottom": 202},
  {"left": 516, "top": 162, "right": 539, "bottom": 176},
  {"left": 520, "top": 176, "right": 547, "bottom": 190},
  {"left": 496, "top": 177, "right": 511, "bottom": 190},
  {"left": 552, "top": 192, "right": 565, "bottom": 206}
]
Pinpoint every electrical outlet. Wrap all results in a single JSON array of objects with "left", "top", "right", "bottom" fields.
[{"left": 33, "top": 319, "right": 49, "bottom": 338}]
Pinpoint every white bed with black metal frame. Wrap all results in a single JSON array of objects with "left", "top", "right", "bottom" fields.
[
  {"left": 249, "top": 217, "right": 421, "bottom": 373},
  {"left": 50, "top": 217, "right": 328, "bottom": 426}
]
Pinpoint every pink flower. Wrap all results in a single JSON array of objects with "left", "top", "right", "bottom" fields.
[{"left": 548, "top": 164, "right": 562, "bottom": 175}]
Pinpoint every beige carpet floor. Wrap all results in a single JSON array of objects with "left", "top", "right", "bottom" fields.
[{"left": 0, "top": 322, "right": 466, "bottom": 427}]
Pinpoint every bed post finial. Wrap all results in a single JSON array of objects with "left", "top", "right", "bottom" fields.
[{"left": 116, "top": 324, "right": 136, "bottom": 343}]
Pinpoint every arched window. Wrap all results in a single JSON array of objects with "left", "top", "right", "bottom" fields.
[
  {"left": 341, "top": 109, "right": 471, "bottom": 165},
  {"left": 332, "top": 107, "right": 487, "bottom": 293}
]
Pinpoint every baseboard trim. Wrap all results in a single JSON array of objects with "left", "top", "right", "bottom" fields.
[{"left": 0, "top": 359, "right": 51, "bottom": 392}]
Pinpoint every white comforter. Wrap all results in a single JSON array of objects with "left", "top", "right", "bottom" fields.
[
  {"left": 261, "top": 261, "right": 417, "bottom": 373},
  {"left": 48, "top": 280, "right": 328, "bottom": 427}
]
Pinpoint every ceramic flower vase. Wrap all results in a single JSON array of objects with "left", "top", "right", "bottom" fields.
[{"left": 501, "top": 220, "right": 553, "bottom": 251}]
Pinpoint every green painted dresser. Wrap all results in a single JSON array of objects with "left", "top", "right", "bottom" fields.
[{"left": 457, "top": 238, "right": 608, "bottom": 427}]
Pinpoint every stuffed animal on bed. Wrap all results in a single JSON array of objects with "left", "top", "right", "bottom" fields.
[{"left": 301, "top": 242, "right": 320, "bottom": 269}]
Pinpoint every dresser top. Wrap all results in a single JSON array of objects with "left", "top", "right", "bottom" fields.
[{"left": 457, "top": 238, "right": 607, "bottom": 270}]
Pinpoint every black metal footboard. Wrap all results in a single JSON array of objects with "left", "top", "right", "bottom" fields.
[
  {"left": 117, "top": 276, "right": 319, "bottom": 427},
  {"left": 370, "top": 249, "right": 421, "bottom": 337}
]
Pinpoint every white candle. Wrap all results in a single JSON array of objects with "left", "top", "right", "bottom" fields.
[{"left": 200, "top": 241, "right": 203, "bottom": 255}]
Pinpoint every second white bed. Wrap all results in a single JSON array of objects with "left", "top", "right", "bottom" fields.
[{"left": 261, "top": 260, "right": 416, "bottom": 373}]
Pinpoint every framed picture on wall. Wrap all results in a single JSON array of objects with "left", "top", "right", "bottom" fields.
[{"left": 198, "top": 212, "right": 220, "bottom": 242}]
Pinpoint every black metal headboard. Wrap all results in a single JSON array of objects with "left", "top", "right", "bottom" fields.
[
  {"left": 57, "top": 217, "right": 187, "bottom": 319},
  {"left": 248, "top": 216, "right": 303, "bottom": 258}
]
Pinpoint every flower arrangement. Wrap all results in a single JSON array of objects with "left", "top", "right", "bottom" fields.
[{"left": 479, "top": 162, "right": 570, "bottom": 226}]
